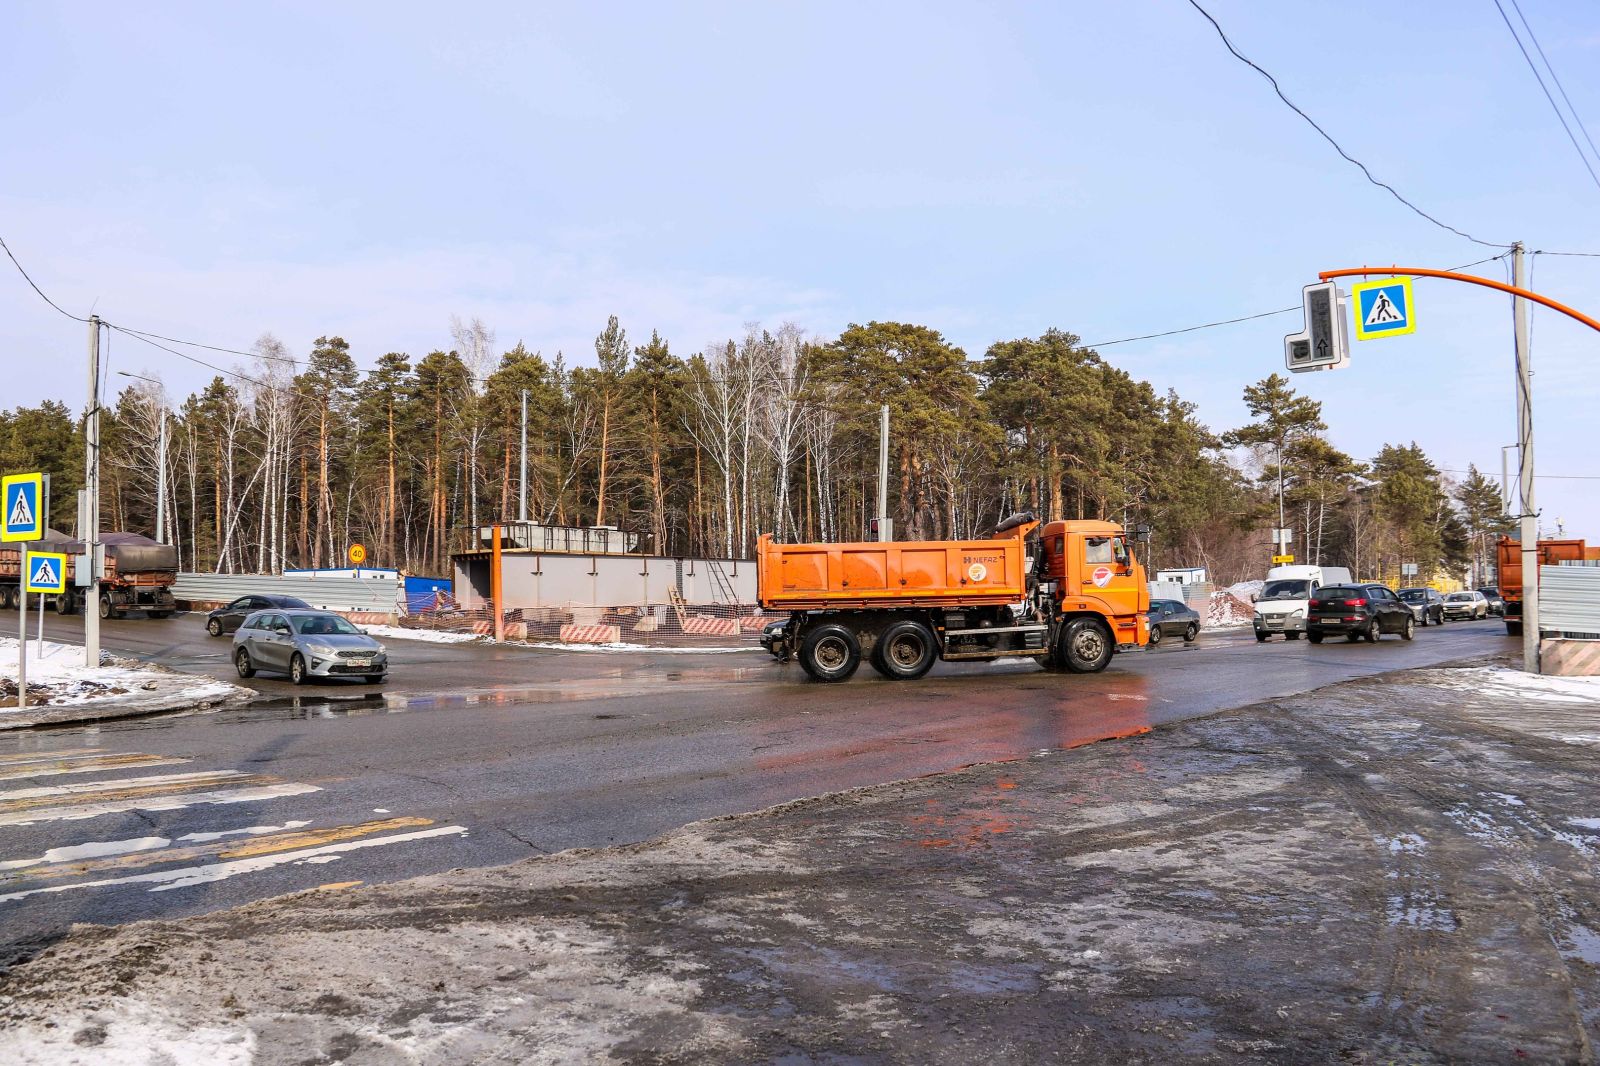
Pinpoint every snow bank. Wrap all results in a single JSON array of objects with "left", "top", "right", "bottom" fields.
[
  {"left": 1426, "top": 666, "right": 1600, "bottom": 706},
  {"left": 1, "top": 637, "right": 246, "bottom": 713},
  {"left": 361, "top": 624, "right": 482, "bottom": 645}
]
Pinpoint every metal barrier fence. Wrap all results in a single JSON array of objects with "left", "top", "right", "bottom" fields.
[
  {"left": 401, "top": 598, "right": 769, "bottom": 645},
  {"left": 1541, "top": 563, "right": 1600, "bottom": 639},
  {"left": 173, "top": 572, "right": 404, "bottom": 617}
]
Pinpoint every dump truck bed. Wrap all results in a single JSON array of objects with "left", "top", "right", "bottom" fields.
[{"left": 757, "top": 530, "right": 1032, "bottom": 610}]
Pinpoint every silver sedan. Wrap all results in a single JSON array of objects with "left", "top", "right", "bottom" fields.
[{"left": 232, "top": 609, "right": 389, "bottom": 685}]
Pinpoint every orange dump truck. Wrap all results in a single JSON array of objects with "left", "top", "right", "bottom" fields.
[
  {"left": 756, "top": 513, "right": 1150, "bottom": 682},
  {"left": 0, "top": 532, "right": 179, "bottom": 619},
  {"left": 1496, "top": 534, "right": 1599, "bottom": 636}
]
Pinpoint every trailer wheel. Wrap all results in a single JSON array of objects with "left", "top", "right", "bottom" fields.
[
  {"left": 54, "top": 590, "right": 78, "bottom": 616},
  {"left": 1505, "top": 619, "right": 1522, "bottom": 636},
  {"left": 1059, "top": 617, "right": 1113, "bottom": 674},
  {"left": 1, "top": 586, "right": 15, "bottom": 610},
  {"left": 872, "top": 620, "right": 936, "bottom": 681},
  {"left": 799, "top": 623, "right": 861, "bottom": 683}
]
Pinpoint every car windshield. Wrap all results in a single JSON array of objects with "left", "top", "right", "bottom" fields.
[
  {"left": 1445, "top": 593, "right": 1474, "bottom": 602},
  {"left": 1260, "top": 580, "right": 1311, "bottom": 600},
  {"left": 291, "top": 614, "right": 364, "bottom": 636},
  {"left": 1398, "top": 590, "right": 1427, "bottom": 602}
]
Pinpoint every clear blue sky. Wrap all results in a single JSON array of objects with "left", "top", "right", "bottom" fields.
[{"left": 4, "top": 1, "right": 1598, "bottom": 533}]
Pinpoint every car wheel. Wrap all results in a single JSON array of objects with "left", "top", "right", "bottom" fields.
[
  {"left": 234, "top": 647, "right": 255, "bottom": 679},
  {"left": 1060, "top": 617, "right": 1114, "bottom": 674},
  {"left": 1183, "top": 623, "right": 1198, "bottom": 643},
  {"left": 873, "top": 620, "right": 937, "bottom": 681},
  {"left": 1307, "top": 631, "right": 1324, "bottom": 644},
  {"left": 1255, "top": 632, "right": 1269, "bottom": 643},
  {"left": 207, "top": 617, "right": 223, "bottom": 637},
  {"left": 1401, "top": 616, "right": 1415, "bottom": 641},
  {"left": 1346, "top": 631, "right": 1361, "bottom": 643},
  {"left": 1364, "top": 620, "right": 1380, "bottom": 643},
  {"left": 1147, "top": 623, "right": 1163, "bottom": 647},
  {"left": 799, "top": 623, "right": 861, "bottom": 683},
  {"left": 1416, "top": 612, "right": 1427, "bottom": 627},
  {"left": 1285, "top": 631, "right": 1301, "bottom": 641},
  {"left": 290, "top": 653, "right": 309, "bottom": 685}
]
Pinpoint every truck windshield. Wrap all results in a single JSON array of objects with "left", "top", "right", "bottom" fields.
[{"left": 1260, "top": 580, "right": 1311, "bottom": 600}]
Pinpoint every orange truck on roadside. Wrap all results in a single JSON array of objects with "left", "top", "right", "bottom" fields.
[
  {"left": 756, "top": 513, "right": 1150, "bottom": 682},
  {"left": 1496, "top": 534, "right": 1600, "bottom": 636}
]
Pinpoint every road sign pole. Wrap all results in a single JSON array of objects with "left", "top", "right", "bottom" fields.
[
  {"left": 84, "top": 316, "right": 101, "bottom": 670},
  {"left": 1512, "top": 242, "right": 1538, "bottom": 674},
  {"left": 15, "top": 574, "right": 24, "bottom": 711}
]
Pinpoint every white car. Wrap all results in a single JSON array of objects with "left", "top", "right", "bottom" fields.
[{"left": 1441, "top": 591, "right": 1489, "bottom": 620}]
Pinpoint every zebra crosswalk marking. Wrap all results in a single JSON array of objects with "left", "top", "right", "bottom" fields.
[
  {"left": 0, "top": 753, "right": 187, "bottom": 782},
  {"left": 0, "top": 817, "right": 434, "bottom": 887}
]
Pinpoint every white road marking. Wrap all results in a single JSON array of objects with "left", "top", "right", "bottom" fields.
[
  {"left": 0, "top": 825, "right": 469, "bottom": 902},
  {"left": 0, "top": 782, "right": 322, "bottom": 827},
  {"left": 0, "top": 836, "right": 172, "bottom": 871},
  {"left": 176, "top": 820, "right": 313, "bottom": 844}
]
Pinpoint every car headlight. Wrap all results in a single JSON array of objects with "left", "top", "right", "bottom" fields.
[
  {"left": 1290, "top": 609, "right": 1303, "bottom": 619},
  {"left": 308, "top": 643, "right": 339, "bottom": 658}
]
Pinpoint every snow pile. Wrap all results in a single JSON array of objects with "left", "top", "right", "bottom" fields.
[
  {"left": 1225, "top": 580, "right": 1264, "bottom": 600},
  {"left": 1207, "top": 589, "right": 1255, "bottom": 629},
  {"left": 1427, "top": 666, "right": 1600, "bottom": 706},
  {"left": 362, "top": 624, "right": 482, "bottom": 645},
  {"left": 1, "top": 637, "right": 247, "bottom": 712}
]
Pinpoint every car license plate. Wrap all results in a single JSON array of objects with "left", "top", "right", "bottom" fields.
[
  {"left": 1266, "top": 619, "right": 1284, "bottom": 628},
  {"left": 347, "top": 658, "right": 372, "bottom": 668}
]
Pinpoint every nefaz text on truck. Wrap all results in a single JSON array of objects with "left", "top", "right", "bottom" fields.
[{"left": 756, "top": 513, "right": 1150, "bottom": 682}]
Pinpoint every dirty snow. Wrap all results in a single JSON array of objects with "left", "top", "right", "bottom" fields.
[
  {"left": 0, "top": 637, "right": 247, "bottom": 713},
  {"left": 1424, "top": 665, "right": 1600, "bottom": 705},
  {"left": 360, "top": 624, "right": 482, "bottom": 644},
  {"left": 1207, "top": 589, "right": 1255, "bottom": 629},
  {"left": 9, "top": 999, "right": 256, "bottom": 1066}
]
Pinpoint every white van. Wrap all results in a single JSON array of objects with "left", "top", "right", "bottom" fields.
[{"left": 1253, "top": 564, "right": 1354, "bottom": 641}]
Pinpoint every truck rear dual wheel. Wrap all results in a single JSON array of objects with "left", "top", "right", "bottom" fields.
[
  {"left": 53, "top": 590, "right": 78, "bottom": 616},
  {"left": 1058, "top": 618, "right": 1113, "bottom": 674},
  {"left": 869, "top": 620, "right": 936, "bottom": 681},
  {"left": 799, "top": 623, "right": 861, "bottom": 683}
]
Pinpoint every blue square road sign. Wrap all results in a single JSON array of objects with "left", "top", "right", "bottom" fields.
[{"left": 2, "top": 473, "right": 44, "bottom": 542}]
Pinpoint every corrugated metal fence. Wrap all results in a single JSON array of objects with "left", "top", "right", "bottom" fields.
[
  {"left": 173, "top": 572, "right": 403, "bottom": 616},
  {"left": 1541, "top": 563, "right": 1600, "bottom": 639}
]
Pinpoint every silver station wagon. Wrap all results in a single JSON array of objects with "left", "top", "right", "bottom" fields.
[{"left": 232, "top": 609, "right": 388, "bottom": 685}]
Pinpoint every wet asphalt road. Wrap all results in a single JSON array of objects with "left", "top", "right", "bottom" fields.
[{"left": 0, "top": 612, "right": 1515, "bottom": 957}]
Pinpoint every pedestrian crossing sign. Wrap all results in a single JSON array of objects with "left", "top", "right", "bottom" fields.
[
  {"left": 1351, "top": 277, "right": 1416, "bottom": 340},
  {"left": 2, "top": 472, "right": 44, "bottom": 542},
  {"left": 25, "top": 551, "right": 67, "bottom": 594}
]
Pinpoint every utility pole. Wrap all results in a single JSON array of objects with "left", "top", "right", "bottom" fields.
[
  {"left": 1512, "top": 242, "right": 1538, "bottom": 673},
  {"left": 519, "top": 389, "right": 528, "bottom": 523},
  {"left": 876, "top": 404, "right": 892, "bottom": 542},
  {"left": 83, "top": 316, "right": 101, "bottom": 669}
]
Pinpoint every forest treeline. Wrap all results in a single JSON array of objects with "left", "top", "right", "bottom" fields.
[{"left": 0, "top": 316, "right": 1511, "bottom": 585}]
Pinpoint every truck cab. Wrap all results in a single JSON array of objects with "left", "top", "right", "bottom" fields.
[{"left": 1253, "top": 564, "right": 1352, "bottom": 642}]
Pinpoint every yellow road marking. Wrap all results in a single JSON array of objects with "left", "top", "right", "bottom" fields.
[
  {"left": 0, "top": 781, "right": 320, "bottom": 827},
  {"left": 0, "top": 817, "right": 434, "bottom": 887},
  {"left": 0, "top": 753, "right": 186, "bottom": 782},
  {"left": 316, "top": 881, "right": 364, "bottom": 891}
]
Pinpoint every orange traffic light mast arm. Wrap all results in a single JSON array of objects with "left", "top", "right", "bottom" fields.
[{"left": 1318, "top": 265, "right": 1600, "bottom": 335}]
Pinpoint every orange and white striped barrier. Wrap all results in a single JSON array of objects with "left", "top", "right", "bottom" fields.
[
  {"left": 739, "top": 615, "right": 769, "bottom": 631},
  {"left": 682, "top": 616, "right": 739, "bottom": 637},
  {"left": 471, "top": 621, "right": 492, "bottom": 636},
  {"left": 503, "top": 621, "right": 528, "bottom": 641},
  {"left": 560, "top": 623, "right": 622, "bottom": 644}
]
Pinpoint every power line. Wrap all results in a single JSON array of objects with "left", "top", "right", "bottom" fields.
[
  {"left": 0, "top": 236, "right": 90, "bottom": 322},
  {"left": 1509, "top": 0, "right": 1600, "bottom": 165},
  {"left": 1534, "top": 249, "right": 1600, "bottom": 258},
  {"left": 115, "top": 324, "right": 304, "bottom": 366},
  {"left": 1185, "top": 0, "right": 1513, "bottom": 249},
  {"left": 107, "top": 324, "right": 272, "bottom": 391},
  {"left": 1492, "top": 0, "right": 1600, "bottom": 195}
]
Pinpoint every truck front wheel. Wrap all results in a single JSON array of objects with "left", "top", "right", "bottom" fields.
[
  {"left": 872, "top": 620, "right": 936, "bottom": 681},
  {"left": 799, "top": 623, "right": 861, "bottom": 683},
  {"left": 1059, "top": 617, "right": 1113, "bottom": 674}
]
